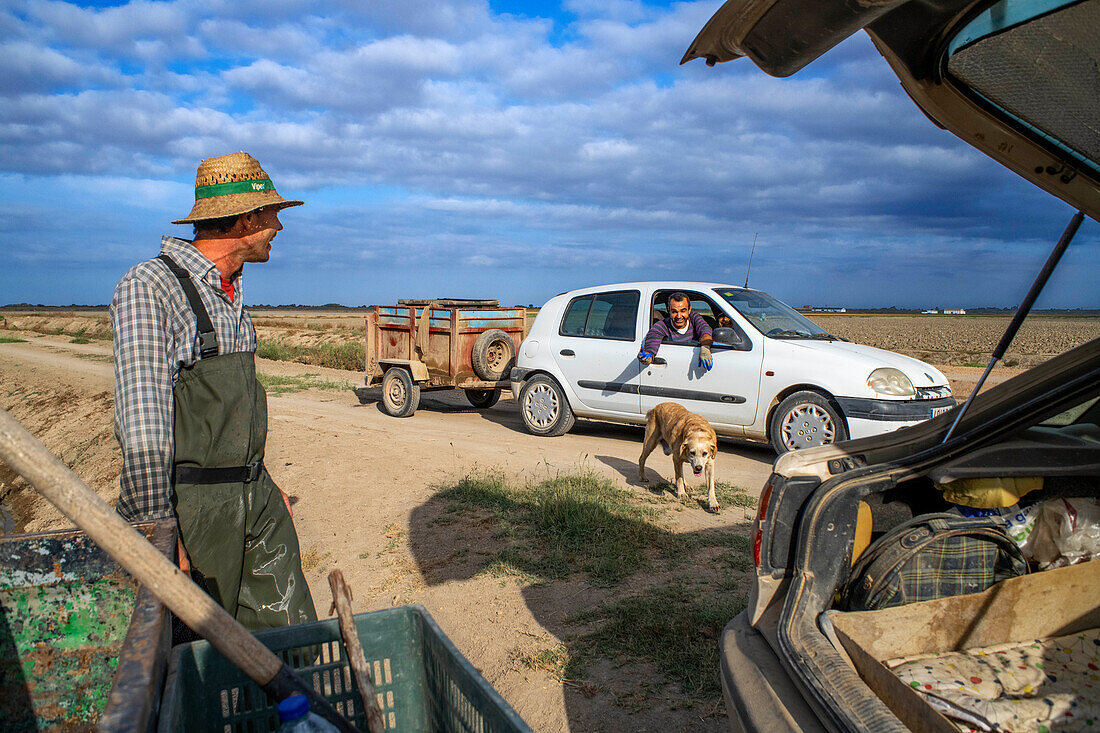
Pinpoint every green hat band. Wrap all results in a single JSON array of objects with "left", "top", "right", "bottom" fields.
[{"left": 195, "top": 178, "right": 274, "bottom": 200}]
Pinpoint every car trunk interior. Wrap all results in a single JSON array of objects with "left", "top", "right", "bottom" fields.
[{"left": 817, "top": 397, "right": 1100, "bottom": 731}]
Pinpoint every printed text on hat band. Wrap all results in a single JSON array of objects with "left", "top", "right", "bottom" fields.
[{"left": 194, "top": 179, "right": 274, "bottom": 200}]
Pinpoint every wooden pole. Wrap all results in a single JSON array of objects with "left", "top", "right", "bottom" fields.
[
  {"left": 0, "top": 406, "right": 357, "bottom": 733},
  {"left": 328, "top": 570, "right": 386, "bottom": 733}
]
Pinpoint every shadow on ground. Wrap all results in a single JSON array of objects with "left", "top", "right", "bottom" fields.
[
  {"left": 407, "top": 473, "right": 754, "bottom": 730},
  {"left": 355, "top": 385, "right": 496, "bottom": 416}
]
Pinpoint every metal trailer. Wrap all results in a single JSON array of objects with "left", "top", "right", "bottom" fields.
[{"left": 364, "top": 299, "right": 526, "bottom": 417}]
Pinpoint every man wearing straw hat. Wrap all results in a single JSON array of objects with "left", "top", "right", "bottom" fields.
[{"left": 110, "top": 152, "right": 316, "bottom": 631}]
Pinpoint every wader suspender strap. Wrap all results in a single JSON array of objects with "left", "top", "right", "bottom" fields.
[
  {"left": 156, "top": 254, "right": 219, "bottom": 359},
  {"left": 158, "top": 254, "right": 263, "bottom": 484}
]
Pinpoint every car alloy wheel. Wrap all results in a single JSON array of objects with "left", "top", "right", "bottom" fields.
[
  {"left": 519, "top": 374, "right": 575, "bottom": 436},
  {"left": 525, "top": 383, "right": 558, "bottom": 427},
  {"left": 770, "top": 390, "right": 847, "bottom": 453},
  {"left": 782, "top": 404, "right": 834, "bottom": 447}
]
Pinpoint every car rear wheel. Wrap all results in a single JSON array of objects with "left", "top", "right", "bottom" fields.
[
  {"left": 464, "top": 388, "right": 501, "bottom": 408},
  {"left": 381, "top": 368, "right": 420, "bottom": 417},
  {"left": 770, "top": 390, "right": 848, "bottom": 453},
  {"left": 519, "top": 374, "right": 575, "bottom": 436}
]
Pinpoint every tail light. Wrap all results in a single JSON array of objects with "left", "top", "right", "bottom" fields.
[{"left": 752, "top": 479, "right": 775, "bottom": 567}]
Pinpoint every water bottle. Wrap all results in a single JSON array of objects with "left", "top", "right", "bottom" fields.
[{"left": 276, "top": 694, "right": 341, "bottom": 732}]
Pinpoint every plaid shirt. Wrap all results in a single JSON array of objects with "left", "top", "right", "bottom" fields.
[{"left": 110, "top": 236, "right": 255, "bottom": 521}]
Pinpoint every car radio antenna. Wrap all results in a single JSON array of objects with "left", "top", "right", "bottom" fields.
[
  {"left": 743, "top": 232, "right": 758, "bottom": 288},
  {"left": 942, "top": 210, "right": 1084, "bottom": 443}
]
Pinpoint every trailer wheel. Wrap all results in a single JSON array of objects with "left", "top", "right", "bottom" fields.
[
  {"left": 464, "top": 389, "right": 501, "bottom": 409},
  {"left": 471, "top": 329, "right": 516, "bottom": 381},
  {"left": 381, "top": 368, "right": 420, "bottom": 417}
]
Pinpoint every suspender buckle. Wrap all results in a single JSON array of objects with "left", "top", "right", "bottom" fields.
[
  {"left": 246, "top": 461, "right": 263, "bottom": 482},
  {"left": 198, "top": 331, "right": 219, "bottom": 359}
]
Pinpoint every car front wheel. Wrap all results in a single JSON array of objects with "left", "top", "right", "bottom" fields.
[
  {"left": 519, "top": 374, "right": 576, "bottom": 437},
  {"left": 769, "top": 390, "right": 848, "bottom": 453}
]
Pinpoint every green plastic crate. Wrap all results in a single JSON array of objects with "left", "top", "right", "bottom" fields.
[{"left": 158, "top": 604, "right": 532, "bottom": 732}]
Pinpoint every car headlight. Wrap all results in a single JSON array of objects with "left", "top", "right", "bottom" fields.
[{"left": 868, "top": 368, "right": 915, "bottom": 397}]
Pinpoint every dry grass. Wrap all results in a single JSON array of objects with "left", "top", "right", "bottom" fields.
[
  {"left": 4, "top": 311, "right": 1097, "bottom": 373},
  {"left": 808, "top": 314, "right": 1100, "bottom": 368},
  {"left": 432, "top": 470, "right": 754, "bottom": 702}
]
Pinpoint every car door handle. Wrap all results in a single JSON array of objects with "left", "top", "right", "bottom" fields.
[
  {"left": 559, "top": 349, "right": 575, "bottom": 357},
  {"left": 646, "top": 358, "right": 667, "bottom": 373}
]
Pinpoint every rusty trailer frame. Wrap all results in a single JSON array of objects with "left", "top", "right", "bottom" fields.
[{"left": 364, "top": 300, "right": 526, "bottom": 416}]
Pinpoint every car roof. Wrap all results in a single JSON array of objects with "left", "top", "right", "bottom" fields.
[{"left": 557, "top": 282, "right": 761, "bottom": 297}]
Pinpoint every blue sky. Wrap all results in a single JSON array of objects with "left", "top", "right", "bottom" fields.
[{"left": 1, "top": 0, "right": 1096, "bottom": 309}]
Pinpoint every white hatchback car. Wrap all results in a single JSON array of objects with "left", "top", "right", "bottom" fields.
[{"left": 509, "top": 282, "right": 956, "bottom": 453}]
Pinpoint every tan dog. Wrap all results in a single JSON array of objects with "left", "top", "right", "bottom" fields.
[{"left": 638, "top": 402, "right": 719, "bottom": 511}]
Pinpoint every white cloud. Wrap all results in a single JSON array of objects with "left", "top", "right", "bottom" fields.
[
  {"left": 0, "top": 42, "right": 118, "bottom": 92},
  {"left": 0, "top": 0, "right": 1095, "bottom": 308},
  {"left": 581, "top": 139, "right": 638, "bottom": 160},
  {"left": 25, "top": 0, "right": 195, "bottom": 54}
]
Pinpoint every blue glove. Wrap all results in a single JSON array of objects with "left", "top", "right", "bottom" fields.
[
  {"left": 637, "top": 350, "right": 654, "bottom": 365},
  {"left": 698, "top": 346, "right": 713, "bottom": 372}
]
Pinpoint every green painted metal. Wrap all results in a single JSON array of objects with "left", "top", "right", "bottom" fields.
[{"left": 0, "top": 522, "right": 174, "bottom": 732}]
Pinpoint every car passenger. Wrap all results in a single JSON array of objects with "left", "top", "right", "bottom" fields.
[{"left": 638, "top": 292, "right": 714, "bottom": 371}]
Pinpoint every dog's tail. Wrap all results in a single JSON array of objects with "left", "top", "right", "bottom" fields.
[{"left": 660, "top": 439, "right": 671, "bottom": 455}]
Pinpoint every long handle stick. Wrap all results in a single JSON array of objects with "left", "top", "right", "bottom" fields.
[
  {"left": 0, "top": 407, "right": 357, "bottom": 733},
  {"left": 328, "top": 570, "right": 386, "bottom": 733}
]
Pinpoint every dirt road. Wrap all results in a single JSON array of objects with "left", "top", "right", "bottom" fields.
[
  {"left": 2, "top": 333, "right": 784, "bottom": 731},
  {"left": 1, "top": 325, "right": 1038, "bottom": 731}
]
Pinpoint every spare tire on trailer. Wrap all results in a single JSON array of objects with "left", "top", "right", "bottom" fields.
[{"left": 471, "top": 329, "right": 516, "bottom": 381}]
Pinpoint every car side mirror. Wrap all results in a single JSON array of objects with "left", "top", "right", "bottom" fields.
[{"left": 713, "top": 327, "right": 746, "bottom": 349}]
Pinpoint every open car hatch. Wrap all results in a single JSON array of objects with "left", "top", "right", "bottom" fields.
[{"left": 682, "top": 0, "right": 1100, "bottom": 220}]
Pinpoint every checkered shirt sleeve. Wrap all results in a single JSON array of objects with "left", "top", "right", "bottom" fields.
[{"left": 111, "top": 236, "right": 255, "bottom": 521}]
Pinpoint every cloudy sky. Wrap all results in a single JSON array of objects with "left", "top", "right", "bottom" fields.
[{"left": 1, "top": 0, "right": 1096, "bottom": 309}]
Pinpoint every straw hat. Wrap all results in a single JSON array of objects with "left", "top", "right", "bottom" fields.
[{"left": 172, "top": 152, "right": 303, "bottom": 224}]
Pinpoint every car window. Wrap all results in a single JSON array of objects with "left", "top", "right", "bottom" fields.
[
  {"left": 651, "top": 290, "right": 724, "bottom": 343},
  {"left": 945, "top": 0, "right": 1098, "bottom": 178},
  {"left": 717, "top": 288, "right": 834, "bottom": 339},
  {"left": 560, "top": 296, "right": 592, "bottom": 336},
  {"left": 1038, "top": 396, "right": 1100, "bottom": 428},
  {"left": 559, "top": 290, "right": 640, "bottom": 340}
]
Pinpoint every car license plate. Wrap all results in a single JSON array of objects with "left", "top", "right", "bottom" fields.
[{"left": 930, "top": 405, "right": 953, "bottom": 418}]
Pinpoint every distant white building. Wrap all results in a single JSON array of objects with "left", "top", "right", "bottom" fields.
[
  {"left": 921, "top": 309, "right": 939, "bottom": 314},
  {"left": 943, "top": 308, "right": 967, "bottom": 315}
]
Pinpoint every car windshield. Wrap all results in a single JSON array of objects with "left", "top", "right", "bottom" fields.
[{"left": 716, "top": 288, "right": 834, "bottom": 339}]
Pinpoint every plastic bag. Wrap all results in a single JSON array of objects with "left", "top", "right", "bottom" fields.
[
  {"left": 1000, "top": 503, "right": 1045, "bottom": 556},
  {"left": 1027, "top": 497, "right": 1100, "bottom": 569},
  {"left": 948, "top": 502, "right": 1043, "bottom": 556}
]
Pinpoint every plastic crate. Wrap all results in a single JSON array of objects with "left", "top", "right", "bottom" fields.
[{"left": 158, "top": 604, "right": 532, "bottom": 732}]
